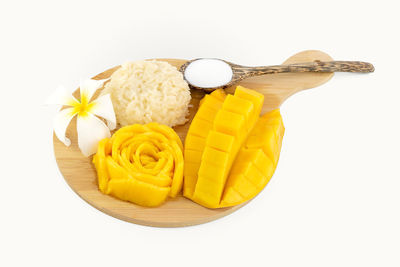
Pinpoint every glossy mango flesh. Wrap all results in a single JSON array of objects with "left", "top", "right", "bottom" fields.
[
  {"left": 184, "top": 89, "right": 227, "bottom": 198},
  {"left": 184, "top": 86, "right": 285, "bottom": 208},
  {"left": 93, "top": 123, "right": 184, "bottom": 207},
  {"left": 221, "top": 109, "right": 285, "bottom": 207}
]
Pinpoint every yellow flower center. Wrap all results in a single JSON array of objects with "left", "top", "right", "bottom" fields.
[{"left": 72, "top": 95, "right": 96, "bottom": 117}]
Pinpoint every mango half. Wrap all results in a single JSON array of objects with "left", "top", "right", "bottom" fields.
[
  {"left": 184, "top": 86, "right": 285, "bottom": 208},
  {"left": 220, "top": 109, "right": 284, "bottom": 207},
  {"left": 93, "top": 123, "right": 184, "bottom": 207}
]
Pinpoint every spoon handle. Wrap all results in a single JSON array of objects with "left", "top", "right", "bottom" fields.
[{"left": 232, "top": 61, "right": 374, "bottom": 81}]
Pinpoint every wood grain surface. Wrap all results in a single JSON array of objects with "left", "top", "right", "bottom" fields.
[{"left": 53, "top": 50, "right": 334, "bottom": 227}]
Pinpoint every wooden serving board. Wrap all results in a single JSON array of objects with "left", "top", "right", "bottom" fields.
[{"left": 53, "top": 50, "right": 334, "bottom": 227}]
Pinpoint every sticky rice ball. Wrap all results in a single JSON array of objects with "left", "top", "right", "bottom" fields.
[{"left": 102, "top": 60, "right": 191, "bottom": 127}]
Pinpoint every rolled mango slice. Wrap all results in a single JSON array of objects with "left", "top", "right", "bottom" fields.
[{"left": 93, "top": 122, "right": 184, "bottom": 207}]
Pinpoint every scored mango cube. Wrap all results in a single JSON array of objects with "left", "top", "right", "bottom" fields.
[
  {"left": 249, "top": 149, "right": 274, "bottom": 178},
  {"left": 220, "top": 187, "right": 243, "bottom": 207},
  {"left": 193, "top": 176, "right": 221, "bottom": 198},
  {"left": 225, "top": 155, "right": 266, "bottom": 191},
  {"left": 194, "top": 156, "right": 230, "bottom": 207},
  {"left": 184, "top": 149, "right": 204, "bottom": 164},
  {"left": 214, "top": 109, "right": 246, "bottom": 137},
  {"left": 182, "top": 176, "right": 196, "bottom": 197},
  {"left": 222, "top": 95, "right": 254, "bottom": 131},
  {"left": 194, "top": 159, "right": 228, "bottom": 208},
  {"left": 183, "top": 162, "right": 199, "bottom": 178},
  {"left": 246, "top": 126, "right": 275, "bottom": 148},
  {"left": 195, "top": 104, "right": 219, "bottom": 123},
  {"left": 236, "top": 147, "right": 275, "bottom": 178},
  {"left": 199, "top": 89, "right": 226, "bottom": 107},
  {"left": 261, "top": 109, "right": 282, "bottom": 122},
  {"left": 201, "top": 146, "right": 230, "bottom": 166},
  {"left": 234, "top": 86, "right": 264, "bottom": 114},
  {"left": 184, "top": 90, "right": 226, "bottom": 199},
  {"left": 242, "top": 161, "right": 267, "bottom": 189},
  {"left": 199, "top": 94, "right": 224, "bottom": 110},
  {"left": 187, "top": 118, "right": 213, "bottom": 138},
  {"left": 197, "top": 162, "right": 228, "bottom": 183},
  {"left": 245, "top": 122, "right": 282, "bottom": 167},
  {"left": 211, "top": 88, "right": 227, "bottom": 102},
  {"left": 256, "top": 127, "right": 280, "bottom": 166},
  {"left": 232, "top": 174, "right": 258, "bottom": 199},
  {"left": 205, "top": 130, "right": 235, "bottom": 152},
  {"left": 192, "top": 181, "right": 222, "bottom": 208},
  {"left": 184, "top": 134, "right": 206, "bottom": 152}
]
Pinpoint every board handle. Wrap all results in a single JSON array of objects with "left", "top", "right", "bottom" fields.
[{"left": 231, "top": 60, "right": 375, "bottom": 82}]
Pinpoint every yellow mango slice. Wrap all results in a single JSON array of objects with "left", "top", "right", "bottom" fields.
[
  {"left": 214, "top": 109, "right": 246, "bottom": 139},
  {"left": 166, "top": 140, "right": 184, "bottom": 197},
  {"left": 199, "top": 89, "right": 226, "bottom": 107},
  {"left": 93, "top": 138, "right": 111, "bottom": 193},
  {"left": 194, "top": 104, "right": 219, "bottom": 123},
  {"left": 184, "top": 162, "right": 200, "bottom": 178},
  {"left": 202, "top": 146, "right": 230, "bottom": 166},
  {"left": 184, "top": 134, "right": 207, "bottom": 151},
  {"left": 246, "top": 111, "right": 285, "bottom": 167},
  {"left": 184, "top": 149, "right": 204, "bottom": 164},
  {"left": 186, "top": 118, "right": 213, "bottom": 138},
  {"left": 184, "top": 89, "right": 227, "bottom": 198},
  {"left": 232, "top": 174, "right": 258, "bottom": 199},
  {"left": 93, "top": 122, "right": 183, "bottom": 207},
  {"left": 193, "top": 145, "right": 231, "bottom": 208},
  {"left": 234, "top": 86, "right": 264, "bottom": 128},
  {"left": 220, "top": 109, "right": 285, "bottom": 207},
  {"left": 228, "top": 152, "right": 267, "bottom": 188},
  {"left": 192, "top": 89, "right": 264, "bottom": 208},
  {"left": 194, "top": 161, "right": 229, "bottom": 208},
  {"left": 243, "top": 162, "right": 267, "bottom": 188},
  {"left": 146, "top": 122, "right": 183, "bottom": 151},
  {"left": 239, "top": 148, "right": 274, "bottom": 178},
  {"left": 222, "top": 149, "right": 273, "bottom": 203},
  {"left": 234, "top": 86, "right": 264, "bottom": 115},
  {"left": 210, "top": 88, "right": 227, "bottom": 102},
  {"left": 222, "top": 94, "right": 254, "bottom": 131},
  {"left": 107, "top": 179, "right": 170, "bottom": 207},
  {"left": 221, "top": 187, "right": 243, "bottom": 206},
  {"left": 184, "top": 86, "right": 284, "bottom": 209},
  {"left": 205, "top": 130, "right": 235, "bottom": 153},
  {"left": 190, "top": 176, "right": 222, "bottom": 208}
]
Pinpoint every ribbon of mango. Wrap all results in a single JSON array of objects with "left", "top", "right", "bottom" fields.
[
  {"left": 46, "top": 79, "right": 116, "bottom": 156},
  {"left": 93, "top": 123, "right": 184, "bottom": 207}
]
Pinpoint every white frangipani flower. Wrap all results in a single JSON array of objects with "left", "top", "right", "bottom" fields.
[{"left": 47, "top": 79, "right": 116, "bottom": 156}]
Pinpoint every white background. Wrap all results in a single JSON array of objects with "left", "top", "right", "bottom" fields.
[{"left": 1, "top": 0, "right": 399, "bottom": 266}]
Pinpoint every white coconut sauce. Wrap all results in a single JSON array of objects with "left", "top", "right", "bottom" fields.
[{"left": 184, "top": 59, "right": 233, "bottom": 88}]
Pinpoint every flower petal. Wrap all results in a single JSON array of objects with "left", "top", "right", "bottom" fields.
[
  {"left": 53, "top": 107, "right": 78, "bottom": 146},
  {"left": 77, "top": 113, "right": 111, "bottom": 157},
  {"left": 45, "top": 85, "right": 79, "bottom": 107},
  {"left": 79, "top": 79, "right": 109, "bottom": 104},
  {"left": 90, "top": 94, "right": 116, "bottom": 130}
]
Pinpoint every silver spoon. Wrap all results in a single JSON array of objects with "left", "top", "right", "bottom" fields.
[{"left": 180, "top": 58, "right": 374, "bottom": 92}]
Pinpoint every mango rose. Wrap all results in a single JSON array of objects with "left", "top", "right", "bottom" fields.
[{"left": 93, "top": 122, "right": 184, "bottom": 207}]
